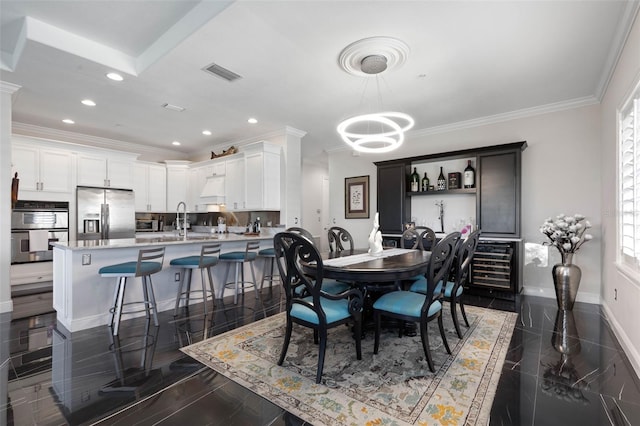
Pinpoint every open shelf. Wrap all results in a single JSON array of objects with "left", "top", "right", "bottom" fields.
[{"left": 407, "top": 188, "right": 476, "bottom": 196}]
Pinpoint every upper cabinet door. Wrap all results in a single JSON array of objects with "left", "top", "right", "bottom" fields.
[
  {"left": 225, "top": 157, "right": 245, "bottom": 210},
  {"left": 147, "top": 164, "right": 166, "bottom": 212},
  {"left": 377, "top": 163, "right": 410, "bottom": 234},
  {"left": 39, "top": 149, "right": 73, "bottom": 193},
  {"left": 478, "top": 151, "right": 520, "bottom": 237},
  {"left": 12, "top": 144, "right": 72, "bottom": 195},
  {"left": 77, "top": 154, "right": 133, "bottom": 189},
  {"left": 132, "top": 163, "right": 148, "bottom": 212},
  {"left": 12, "top": 144, "right": 39, "bottom": 192},
  {"left": 107, "top": 158, "right": 134, "bottom": 189},
  {"left": 77, "top": 154, "right": 108, "bottom": 187}
]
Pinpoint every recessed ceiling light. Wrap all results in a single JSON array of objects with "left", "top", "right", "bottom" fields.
[
  {"left": 172, "top": 141, "right": 181, "bottom": 146},
  {"left": 248, "top": 118, "right": 258, "bottom": 124},
  {"left": 106, "top": 72, "right": 123, "bottom": 81},
  {"left": 202, "top": 130, "right": 212, "bottom": 136},
  {"left": 81, "top": 99, "right": 96, "bottom": 106},
  {"left": 62, "top": 119, "right": 75, "bottom": 124}
]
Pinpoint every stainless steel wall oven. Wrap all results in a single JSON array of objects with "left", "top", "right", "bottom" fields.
[{"left": 11, "top": 200, "right": 69, "bottom": 264}]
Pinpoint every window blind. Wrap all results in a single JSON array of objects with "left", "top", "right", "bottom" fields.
[{"left": 620, "top": 91, "right": 640, "bottom": 268}]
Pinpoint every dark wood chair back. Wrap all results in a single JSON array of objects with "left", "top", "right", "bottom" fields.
[{"left": 327, "top": 226, "right": 354, "bottom": 253}]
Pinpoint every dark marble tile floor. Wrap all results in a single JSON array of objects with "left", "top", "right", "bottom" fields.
[{"left": 1, "top": 288, "right": 638, "bottom": 425}]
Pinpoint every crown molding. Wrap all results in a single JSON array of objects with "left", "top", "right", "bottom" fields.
[
  {"left": 12, "top": 122, "right": 186, "bottom": 159},
  {"left": 324, "top": 95, "right": 600, "bottom": 154},
  {"left": 192, "top": 126, "right": 307, "bottom": 159},
  {"left": 594, "top": 1, "right": 640, "bottom": 101}
]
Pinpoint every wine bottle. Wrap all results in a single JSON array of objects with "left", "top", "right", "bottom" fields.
[
  {"left": 421, "top": 172, "right": 429, "bottom": 192},
  {"left": 437, "top": 166, "right": 446, "bottom": 191},
  {"left": 410, "top": 167, "right": 419, "bottom": 192},
  {"left": 464, "top": 160, "right": 475, "bottom": 188}
]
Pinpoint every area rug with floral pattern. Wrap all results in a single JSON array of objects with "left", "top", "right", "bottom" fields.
[{"left": 181, "top": 305, "right": 518, "bottom": 425}]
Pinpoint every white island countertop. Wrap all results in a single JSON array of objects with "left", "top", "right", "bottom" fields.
[
  {"left": 52, "top": 231, "right": 277, "bottom": 333},
  {"left": 52, "top": 232, "right": 273, "bottom": 251}
]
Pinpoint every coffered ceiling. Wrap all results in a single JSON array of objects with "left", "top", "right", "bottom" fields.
[{"left": 1, "top": 1, "right": 638, "bottom": 162}]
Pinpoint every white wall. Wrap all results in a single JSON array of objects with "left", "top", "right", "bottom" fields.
[
  {"left": 327, "top": 103, "right": 603, "bottom": 304},
  {"left": 600, "top": 9, "right": 640, "bottom": 376},
  {"left": 301, "top": 160, "right": 328, "bottom": 247},
  {"left": 327, "top": 152, "right": 379, "bottom": 248}
]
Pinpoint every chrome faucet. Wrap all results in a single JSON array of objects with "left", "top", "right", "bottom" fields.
[{"left": 176, "top": 201, "right": 187, "bottom": 237}]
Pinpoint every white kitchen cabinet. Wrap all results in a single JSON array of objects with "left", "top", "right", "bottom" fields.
[
  {"left": 133, "top": 162, "right": 166, "bottom": 212},
  {"left": 225, "top": 157, "right": 245, "bottom": 210},
  {"left": 244, "top": 145, "right": 280, "bottom": 210},
  {"left": 12, "top": 143, "right": 73, "bottom": 196},
  {"left": 77, "top": 153, "right": 134, "bottom": 189},
  {"left": 166, "top": 161, "right": 191, "bottom": 213}
]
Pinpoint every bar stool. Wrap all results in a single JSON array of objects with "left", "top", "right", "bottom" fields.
[
  {"left": 170, "top": 243, "right": 220, "bottom": 316},
  {"left": 257, "top": 247, "right": 280, "bottom": 290},
  {"left": 219, "top": 241, "right": 260, "bottom": 304},
  {"left": 99, "top": 247, "right": 165, "bottom": 336}
]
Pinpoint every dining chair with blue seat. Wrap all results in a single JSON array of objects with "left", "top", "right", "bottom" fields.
[
  {"left": 99, "top": 247, "right": 165, "bottom": 336},
  {"left": 274, "top": 231, "right": 363, "bottom": 384},
  {"left": 401, "top": 227, "right": 431, "bottom": 289},
  {"left": 219, "top": 240, "right": 260, "bottom": 304},
  {"left": 373, "top": 232, "right": 460, "bottom": 372},
  {"left": 418, "top": 227, "right": 437, "bottom": 251},
  {"left": 327, "top": 226, "right": 354, "bottom": 253},
  {"left": 411, "top": 229, "right": 481, "bottom": 338},
  {"left": 170, "top": 243, "right": 220, "bottom": 316},
  {"left": 285, "top": 226, "right": 350, "bottom": 296}
]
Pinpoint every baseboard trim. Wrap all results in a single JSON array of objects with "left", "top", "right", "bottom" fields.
[
  {"left": 602, "top": 302, "right": 640, "bottom": 380},
  {"left": 522, "top": 287, "right": 600, "bottom": 305}
]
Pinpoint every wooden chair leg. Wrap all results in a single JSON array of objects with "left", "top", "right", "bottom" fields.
[
  {"left": 373, "top": 311, "right": 381, "bottom": 354},
  {"left": 438, "top": 313, "right": 451, "bottom": 354},
  {"left": 278, "top": 319, "right": 293, "bottom": 366},
  {"left": 459, "top": 297, "right": 470, "bottom": 327},
  {"left": 451, "top": 298, "right": 463, "bottom": 339},
  {"left": 316, "top": 328, "right": 328, "bottom": 384},
  {"left": 419, "top": 319, "right": 434, "bottom": 372}
]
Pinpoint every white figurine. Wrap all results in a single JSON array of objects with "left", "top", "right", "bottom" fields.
[{"left": 368, "top": 212, "right": 384, "bottom": 256}]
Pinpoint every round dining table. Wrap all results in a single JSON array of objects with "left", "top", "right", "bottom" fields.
[{"left": 313, "top": 247, "right": 431, "bottom": 285}]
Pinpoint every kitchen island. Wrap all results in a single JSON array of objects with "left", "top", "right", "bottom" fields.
[{"left": 52, "top": 232, "right": 275, "bottom": 332}]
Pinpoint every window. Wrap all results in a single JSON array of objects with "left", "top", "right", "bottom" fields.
[{"left": 619, "top": 79, "right": 640, "bottom": 270}]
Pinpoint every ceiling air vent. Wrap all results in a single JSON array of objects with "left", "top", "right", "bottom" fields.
[{"left": 203, "top": 62, "right": 242, "bottom": 82}]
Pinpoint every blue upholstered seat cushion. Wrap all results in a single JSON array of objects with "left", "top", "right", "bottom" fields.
[
  {"left": 290, "top": 296, "right": 352, "bottom": 324},
  {"left": 293, "top": 279, "right": 351, "bottom": 296},
  {"left": 219, "top": 251, "right": 257, "bottom": 261},
  {"left": 170, "top": 256, "right": 218, "bottom": 268},
  {"left": 99, "top": 261, "right": 162, "bottom": 276},
  {"left": 258, "top": 248, "right": 275, "bottom": 256},
  {"left": 373, "top": 291, "right": 442, "bottom": 318},
  {"left": 409, "top": 280, "right": 462, "bottom": 298},
  {"left": 321, "top": 279, "right": 351, "bottom": 294},
  {"left": 407, "top": 274, "right": 424, "bottom": 282}
]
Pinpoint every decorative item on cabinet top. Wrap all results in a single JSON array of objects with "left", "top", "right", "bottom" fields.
[{"left": 211, "top": 146, "right": 238, "bottom": 159}]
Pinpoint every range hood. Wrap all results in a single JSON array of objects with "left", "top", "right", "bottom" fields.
[{"left": 200, "top": 174, "right": 225, "bottom": 203}]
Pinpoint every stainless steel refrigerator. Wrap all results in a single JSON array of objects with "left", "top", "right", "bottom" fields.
[{"left": 77, "top": 186, "right": 135, "bottom": 240}]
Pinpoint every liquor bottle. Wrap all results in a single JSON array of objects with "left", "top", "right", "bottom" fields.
[
  {"left": 464, "top": 160, "right": 475, "bottom": 188},
  {"left": 437, "top": 167, "right": 446, "bottom": 191},
  {"left": 421, "top": 172, "right": 429, "bottom": 192},
  {"left": 410, "top": 167, "right": 420, "bottom": 192}
]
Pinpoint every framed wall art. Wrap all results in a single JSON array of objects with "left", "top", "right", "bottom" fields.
[{"left": 345, "top": 175, "right": 369, "bottom": 219}]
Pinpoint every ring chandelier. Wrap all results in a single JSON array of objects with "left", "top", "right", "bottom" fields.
[{"left": 337, "top": 37, "right": 414, "bottom": 154}]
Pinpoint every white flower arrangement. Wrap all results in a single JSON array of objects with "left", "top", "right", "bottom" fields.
[{"left": 540, "top": 214, "right": 593, "bottom": 263}]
